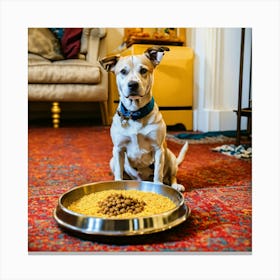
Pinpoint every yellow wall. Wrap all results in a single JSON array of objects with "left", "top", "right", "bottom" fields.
[{"left": 106, "top": 28, "right": 124, "bottom": 55}]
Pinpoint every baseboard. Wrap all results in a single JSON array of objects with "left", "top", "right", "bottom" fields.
[{"left": 193, "top": 109, "right": 248, "bottom": 132}]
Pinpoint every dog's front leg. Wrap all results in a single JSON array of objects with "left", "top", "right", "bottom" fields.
[
  {"left": 153, "top": 146, "right": 165, "bottom": 184},
  {"left": 112, "top": 146, "right": 125, "bottom": 180}
]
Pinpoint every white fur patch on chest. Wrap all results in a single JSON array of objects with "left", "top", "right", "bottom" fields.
[
  {"left": 125, "top": 132, "right": 154, "bottom": 167},
  {"left": 111, "top": 120, "right": 158, "bottom": 167}
]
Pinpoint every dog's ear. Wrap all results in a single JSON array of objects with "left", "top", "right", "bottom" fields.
[
  {"left": 144, "top": 46, "right": 170, "bottom": 67},
  {"left": 99, "top": 55, "right": 120, "bottom": 72}
]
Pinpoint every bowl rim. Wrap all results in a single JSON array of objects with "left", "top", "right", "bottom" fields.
[{"left": 57, "top": 180, "right": 187, "bottom": 221}]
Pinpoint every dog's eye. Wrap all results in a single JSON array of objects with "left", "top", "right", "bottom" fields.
[
  {"left": 120, "top": 68, "right": 127, "bottom": 75},
  {"left": 140, "top": 68, "right": 148, "bottom": 75}
]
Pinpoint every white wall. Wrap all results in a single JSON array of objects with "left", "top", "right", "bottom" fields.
[{"left": 188, "top": 28, "right": 252, "bottom": 132}]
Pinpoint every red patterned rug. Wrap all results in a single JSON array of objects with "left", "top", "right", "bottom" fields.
[{"left": 28, "top": 126, "right": 252, "bottom": 252}]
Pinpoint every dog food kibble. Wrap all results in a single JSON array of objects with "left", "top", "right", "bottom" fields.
[
  {"left": 97, "top": 194, "right": 146, "bottom": 216},
  {"left": 67, "top": 189, "right": 176, "bottom": 218}
]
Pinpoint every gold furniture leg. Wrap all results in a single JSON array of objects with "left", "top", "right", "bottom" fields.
[{"left": 51, "top": 102, "right": 61, "bottom": 128}]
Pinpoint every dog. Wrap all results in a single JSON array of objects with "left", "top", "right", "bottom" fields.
[{"left": 99, "top": 46, "right": 188, "bottom": 192}]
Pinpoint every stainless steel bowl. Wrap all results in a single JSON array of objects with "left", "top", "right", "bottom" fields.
[{"left": 54, "top": 180, "right": 190, "bottom": 236}]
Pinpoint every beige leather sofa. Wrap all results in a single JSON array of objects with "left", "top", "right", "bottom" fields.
[{"left": 28, "top": 28, "right": 108, "bottom": 127}]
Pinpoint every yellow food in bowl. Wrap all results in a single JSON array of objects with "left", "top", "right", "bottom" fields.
[{"left": 67, "top": 189, "right": 176, "bottom": 218}]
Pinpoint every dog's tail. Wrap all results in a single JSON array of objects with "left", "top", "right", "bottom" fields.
[{"left": 176, "top": 141, "right": 189, "bottom": 166}]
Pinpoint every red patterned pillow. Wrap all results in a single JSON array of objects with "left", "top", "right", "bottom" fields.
[{"left": 61, "top": 28, "right": 83, "bottom": 59}]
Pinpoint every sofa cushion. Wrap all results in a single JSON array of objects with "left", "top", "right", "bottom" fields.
[
  {"left": 28, "top": 53, "right": 51, "bottom": 64},
  {"left": 28, "top": 28, "right": 64, "bottom": 61},
  {"left": 28, "top": 83, "right": 108, "bottom": 102},
  {"left": 28, "top": 54, "right": 101, "bottom": 84}
]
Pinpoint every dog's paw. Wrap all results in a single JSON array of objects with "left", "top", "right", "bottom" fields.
[{"left": 171, "top": 183, "right": 185, "bottom": 192}]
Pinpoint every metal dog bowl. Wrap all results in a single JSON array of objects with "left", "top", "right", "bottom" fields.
[{"left": 54, "top": 180, "right": 190, "bottom": 236}]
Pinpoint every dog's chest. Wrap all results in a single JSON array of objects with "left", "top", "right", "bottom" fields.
[
  {"left": 126, "top": 132, "right": 155, "bottom": 168},
  {"left": 114, "top": 123, "right": 157, "bottom": 164},
  {"left": 126, "top": 132, "right": 152, "bottom": 157}
]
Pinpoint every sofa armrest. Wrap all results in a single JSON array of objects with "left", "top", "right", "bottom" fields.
[
  {"left": 91, "top": 28, "right": 106, "bottom": 39},
  {"left": 86, "top": 28, "right": 107, "bottom": 64}
]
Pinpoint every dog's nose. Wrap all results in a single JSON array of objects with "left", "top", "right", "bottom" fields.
[{"left": 128, "top": 81, "right": 139, "bottom": 91}]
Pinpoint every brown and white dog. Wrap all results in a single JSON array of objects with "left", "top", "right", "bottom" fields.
[{"left": 99, "top": 46, "right": 188, "bottom": 191}]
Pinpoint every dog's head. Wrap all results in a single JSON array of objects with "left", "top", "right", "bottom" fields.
[{"left": 99, "top": 46, "right": 169, "bottom": 107}]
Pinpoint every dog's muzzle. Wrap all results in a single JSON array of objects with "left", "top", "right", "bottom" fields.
[
  {"left": 127, "top": 81, "right": 139, "bottom": 96},
  {"left": 128, "top": 81, "right": 139, "bottom": 91}
]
